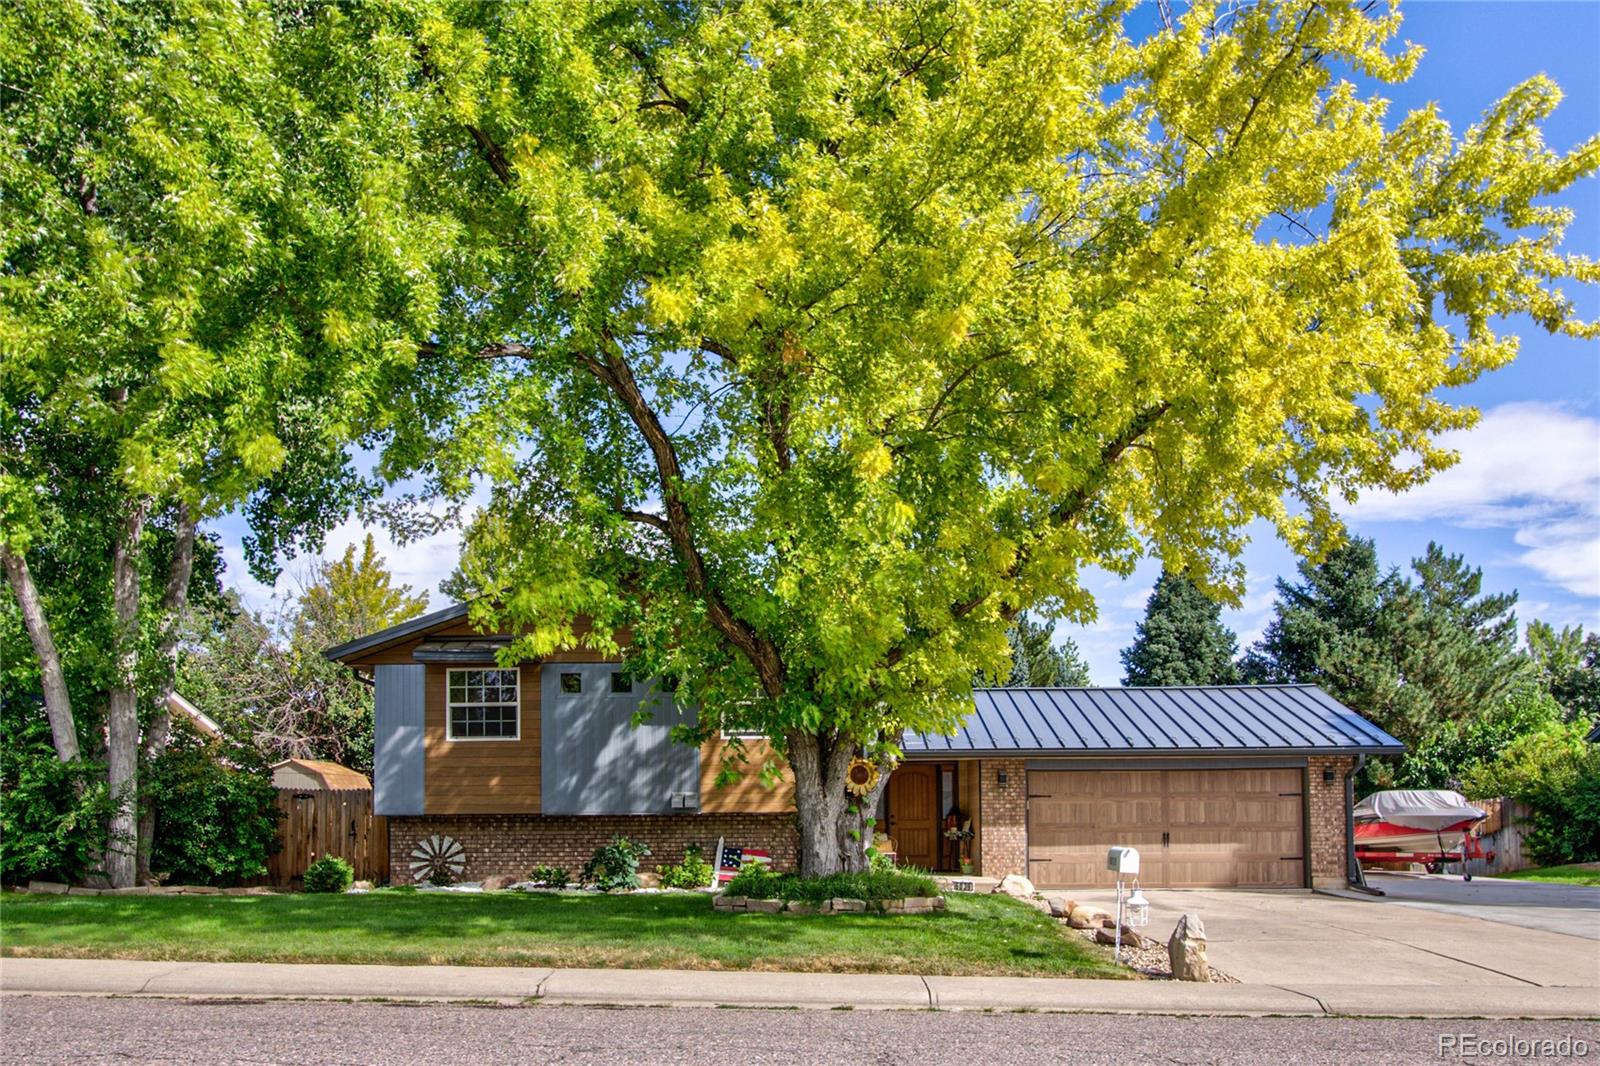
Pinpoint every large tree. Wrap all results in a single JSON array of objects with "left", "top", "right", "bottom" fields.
[
  {"left": 0, "top": 1, "right": 442, "bottom": 884},
  {"left": 1121, "top": 571, "right": 1240, "bottom": 686},
  {"left": 1525, "top": 620, "right": 1600, "bottom": 722},
  {"left": 1243, "top": 538, "right": 1526, "bottom": 763},
  {"left": 323, "top": 1, "right": 1600, "bottom": 874}
]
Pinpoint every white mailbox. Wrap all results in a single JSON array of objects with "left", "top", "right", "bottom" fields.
[{"left": 1106, "top": 846, "right": 1141, "bottom": 876}]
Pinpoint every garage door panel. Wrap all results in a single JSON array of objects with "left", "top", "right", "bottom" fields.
[{"left": 1026, "top": 767, "right": 1304, "bottom": 889}]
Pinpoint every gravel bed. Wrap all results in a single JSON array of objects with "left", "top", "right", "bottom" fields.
[{"left": 1016, "top": 892, "right": 1238, "bottom": 983}]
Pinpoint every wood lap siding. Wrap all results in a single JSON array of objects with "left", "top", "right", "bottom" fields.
[
  {"left": 423, "top": 663, "right": 541, "bottom": 815},
  {"left": 698, "top": 735, "right": 796, "bottom": 813}
]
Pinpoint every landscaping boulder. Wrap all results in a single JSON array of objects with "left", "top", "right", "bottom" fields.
[
  {"left": 746, "top": 898, "right": 784, "bottom": 914},
  {"left": 480, "top": 874, "right": 519, "bottom": 892},
  {"left": 1168, "top": 912, "right": 1209, "bottom": 982},
  {"left": 347, "top": 880, "right": 375, "bottom": 893},
  {"left": 713, "top": 895, "right": 747, "bottom": 911},
  {"left": 27, "top": 881, "right": 67, "bottom": 895},
  {"left": 785, "top": 901, "right": 817, "bottom": 916},
  {"left": 1066, "top": 905, "right": 1103, "bottom": 929},
  {"left": 635, "top": 871, "right": 660, "bottom": 890},
  {"left": 995, "top": 874, "right": 1035, "bottom": 898},
  {"left": 1046, "top": 895, "right": 1076, "bottom": 919}
]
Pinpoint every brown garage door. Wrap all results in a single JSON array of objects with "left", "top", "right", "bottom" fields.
[{"left": 1026, "top": 768, "right": 1305, "bottom": 888}]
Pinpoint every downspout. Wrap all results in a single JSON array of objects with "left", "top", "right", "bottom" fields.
[{"left": 1345, "top": 754, "right": 1383, "bottom": 896}]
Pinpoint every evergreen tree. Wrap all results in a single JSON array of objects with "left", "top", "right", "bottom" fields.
[
  {"left": 1243, "top": 538, "right": 1526, "bottom": 762},
  {"left": 985, "top": 615, "right": 1092, "bottom": 687},
  {"left": 1121, "top": 572, "right": 1240, "bottom": 686}
]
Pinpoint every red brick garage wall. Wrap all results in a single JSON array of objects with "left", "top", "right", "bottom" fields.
[
  {"left": 1307, "top": 755, "right": 1355, "bottom": 887},
  {"left": 387, "top": 813, "right": 798, "bottom": 885}
]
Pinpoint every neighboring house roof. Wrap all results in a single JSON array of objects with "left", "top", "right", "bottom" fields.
[
  {"left": 270, "top": 758, "right": 372, "bottom": 791},
  {"left": 1588, "top": 720, "right": 1600, "bottom": 744},
  {"left": 903, "top": 685, "right": 1405, "bottom": 757},
  {"left": 322, "top": 602, "right": 473, "bottom": 663},
  {"left": 168, "top": 691, "right": 223, "bottom": 741}
]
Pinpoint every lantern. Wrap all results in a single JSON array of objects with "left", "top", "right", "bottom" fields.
[{"left": 1125, "top": 886, "right": 1150, "bottom": 930}]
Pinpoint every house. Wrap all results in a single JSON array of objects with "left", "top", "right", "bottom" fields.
[{"left": 326, "top": 603, "right": 1402, "bottom": 889}]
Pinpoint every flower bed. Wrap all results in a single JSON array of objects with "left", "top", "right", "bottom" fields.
[{"left": 712, "top": 866, "right": 945, "bottom": 915}]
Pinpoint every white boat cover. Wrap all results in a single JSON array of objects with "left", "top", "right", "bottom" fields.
[{"left": 1354, "top": 789, "right": 1485, "bottom": 830}]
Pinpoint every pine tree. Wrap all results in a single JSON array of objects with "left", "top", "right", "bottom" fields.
[
  {"left": 1242, "top": 538, "right": 1527, "bottom": 758},
  {"left": 1121, "top": 572, "right": 1240, "bottom": 686},
  {"left": 976, "top": 615, "right": 1091, "bottom": 687}
]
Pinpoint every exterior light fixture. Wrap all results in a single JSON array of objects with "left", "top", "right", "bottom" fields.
[
  {"left": 1125, "top": 887, "right": 1150, "bottom": 930},
  {"left": 997, "top": 769, "right": 1008, "bottom": 785}
]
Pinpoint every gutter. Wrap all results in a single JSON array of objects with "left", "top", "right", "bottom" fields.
[{"left": 1344, "top": 753, "right": 1383, "bottom": 896}]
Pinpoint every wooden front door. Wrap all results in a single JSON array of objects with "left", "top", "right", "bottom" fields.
[{"left": 888, "top": 764, "right": 939, "bottom": 870}]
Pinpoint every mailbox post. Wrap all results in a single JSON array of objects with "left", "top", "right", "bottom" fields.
[{"left": 1107, "top": 846, "right": 1143, "bottom": 962}]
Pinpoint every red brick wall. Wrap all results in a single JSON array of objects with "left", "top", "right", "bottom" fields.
[
  {"left": 387, "top": 813, "right": 798, "bottom": 885},
  {"left": 979, "top": 758, "right": 1027, "bottom": 879},
  {"left": 1307, "top": 755, "right": 1354, "bottom": 887}
]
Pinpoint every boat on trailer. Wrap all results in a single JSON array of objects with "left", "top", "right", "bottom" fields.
[{"left": 1354, "top": 789, "right": 1492, "bottom": 881}]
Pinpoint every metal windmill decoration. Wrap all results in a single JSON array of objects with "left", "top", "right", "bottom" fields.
[{"left": 410, "top": 834, "right": 467, "bottom": 885}]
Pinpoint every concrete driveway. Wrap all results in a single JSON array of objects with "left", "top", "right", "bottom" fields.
[{"left": 1070, "top": 875, "right": 1600, "bottom": 989}]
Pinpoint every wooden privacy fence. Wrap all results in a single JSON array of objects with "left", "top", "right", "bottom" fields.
[
  {"left": 268, "top": 787, "right": 389, "bottom": 886},
  {"left": 1467, "top": 796, "right": 1533, "bottom": 876}
]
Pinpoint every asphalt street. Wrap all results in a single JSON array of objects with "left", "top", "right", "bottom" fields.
[{"left": 3, "top": 996, "right": 1598, "bottom": 1066}]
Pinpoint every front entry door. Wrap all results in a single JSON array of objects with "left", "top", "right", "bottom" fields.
[{"left": 888, "top": 765, "right": 939, "bottom": 870}]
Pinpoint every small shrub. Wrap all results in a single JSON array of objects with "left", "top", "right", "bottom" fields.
[
  {"left": 303, "top": 855, "right": 354, "bottom": 894},
  {"left": 865, "top": 846, "right": 895, "bottom": 875},
  {"left": 658, "top": 845, "right": 714, "bottom": 890},
  {"left": 427, "top": 864, "right": 455, "bottom": 887},
  {"left": 583, "top": 836, "right": 651, "bottom": 891},
  {"left": 528, "top": 864, "right": 569, "bottom": 887}
]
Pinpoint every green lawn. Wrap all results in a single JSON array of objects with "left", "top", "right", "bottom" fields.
[
  {"left": 1493, "top": 863, "right": 1600, "bottom": 887},
  {"left": 0, "top": 890, "right": 1126, "bottom": 978}
]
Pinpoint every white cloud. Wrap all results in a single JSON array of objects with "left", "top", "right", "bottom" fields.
[{"left": 1345, "top": 402, "right": 1600, "bottom": 597}]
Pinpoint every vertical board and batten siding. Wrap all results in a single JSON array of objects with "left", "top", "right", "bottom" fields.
[
  {"left": 268, "top": 788, "right": 390, "bottom": 885},
  {"left": 540, "top": 663, "right": 699, "bottom": 814},
  {"left": 372, "top": 664, "right": 425, "bottom": 816}
]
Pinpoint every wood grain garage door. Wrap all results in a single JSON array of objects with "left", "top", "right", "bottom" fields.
[{"left": 1026, "top": 768, "right": 1304, "bottom": 889}]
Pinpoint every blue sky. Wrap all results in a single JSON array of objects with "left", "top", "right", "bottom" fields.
[{"left": 210, "top": 2, "right": 1600, "bottom": 683}]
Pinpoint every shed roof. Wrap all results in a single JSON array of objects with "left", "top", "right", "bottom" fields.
[
  {"left": 270, "top": 759, "right": 372, "bottom": 790},
  {"left": 322, "top": 602, "right": 473, "bottom": 663},
  {"left": 903, "top": 685, "right": 1403, "bottom": 757}
]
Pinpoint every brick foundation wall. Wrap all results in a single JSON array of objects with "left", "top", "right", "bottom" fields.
[
  {"left": 979, "top": 758, "right": 1027, "bottom": 879},
  {"left": 1307, "top": 755, "right": 1354, "bottom": 887},
  {"left": 387, "top": 813, "right": 798, "bottom": 885}
]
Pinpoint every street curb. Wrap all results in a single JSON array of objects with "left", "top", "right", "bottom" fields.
[{"left": 2, "top": 959, "right": 1595, "bottom": 1019}]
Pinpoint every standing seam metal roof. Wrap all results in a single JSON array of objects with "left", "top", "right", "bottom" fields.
[{"left": 902, "top": 685, "right": 1403, "bottom": 755}]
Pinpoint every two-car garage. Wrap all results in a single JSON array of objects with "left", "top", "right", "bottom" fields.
[
  {"left": 1025, "top": 765, "right": 1306, "bottom": 888},
  {"left": 901, "top": 684, "right": 1405, "bottom": 891}
]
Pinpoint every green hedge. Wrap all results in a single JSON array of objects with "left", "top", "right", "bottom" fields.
[{"left": 721, "top": 866, "right": 938, "bottom": 903}]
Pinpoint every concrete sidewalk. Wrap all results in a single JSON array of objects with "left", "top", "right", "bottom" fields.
[{"left": 3, "top": 958, "right": 1595, "bottom": 1019}]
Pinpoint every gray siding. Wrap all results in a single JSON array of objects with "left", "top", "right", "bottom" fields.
[
  {"left": 373, "top": 664, "right": 426, "bottom": 815},
  {"left": 540, "top": 664, "right": 699, "bottom": 814}
]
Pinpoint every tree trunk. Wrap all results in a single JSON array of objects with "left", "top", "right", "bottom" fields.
[
  {"left": 105, "top": 499, "right": 148, "bottom": 889},
  {"left": 137, "top": 502, "right": 197, "bottom": 882},
  {"left": 1, "top": 545, "right": 80, "bottom": 762},
  {"left": 787, "top": 729, "right": 867, "bottom": 877}
]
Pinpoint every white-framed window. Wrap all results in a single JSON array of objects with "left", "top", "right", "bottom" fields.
[{"left": 446, "top": 668, "right": 520, "bottom": 741}]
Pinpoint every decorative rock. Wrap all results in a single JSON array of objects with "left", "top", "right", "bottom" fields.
[
  {"left": 995, "top": 874, "right": 1035, "bottom": 898},
  {"left": 347, "top": 881, "right": 374, "bottom": 892},
  {"left": 1119, "top": 924, "right": 1149, "bottom": 950},
  {"left": 67, "top": 886, "right": 105, "bottom": 895},
  {"left": 480, "top": 874, "right": 519, "bottom": 892},
  {"left": 635, "top": 872, "right": 660, "bottom": 890},
  {"left": 1168, "top": 912, "right": 1209, "bottom": 982},
  {"left": 1066, "top": 906, "right": 1102, "bottom": 929},
  {"left": 746, "top": 898, "right": 784, "bottom": 913},
  {"left": 1046, "top": 895, "right": 1076, "bottom": 918},
  {"left": 27, "top": 881, "right": 68, "bottom": 895},
  {"left": 1093, "top": 927, "right": 1118, "bottom": 945},
  {"left": 785, "top": 901, "right": 817, "bottom": 915},
  {"left": 713, "top": 894, "right": 747, "bottom": 911},
  {"left": 829, "top": 897, "right": 867, "bottom": 912}
]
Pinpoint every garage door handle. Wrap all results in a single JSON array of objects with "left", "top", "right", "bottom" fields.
[{"left": 1162, "top": 831, "right": 1169, "bottom": 847}]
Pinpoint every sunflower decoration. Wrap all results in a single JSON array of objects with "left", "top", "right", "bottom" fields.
[{"left": 844, "top": 758, "right": 880, "bottom": 797}]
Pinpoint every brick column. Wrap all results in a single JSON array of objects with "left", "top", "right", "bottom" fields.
[
  {"left": 1306, "top": 755, "right": 1354, "bottom": 887},
  {"left": 979, "top": 758, "right": 1027, "bottom": 879}
]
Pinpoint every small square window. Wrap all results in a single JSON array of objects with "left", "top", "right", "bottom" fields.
[
  {"left": 610, "top": 671, "right": 633, "bottom": 694},
  {"left": 560, "top": 672, "right": 582, "bottom": 694}
]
